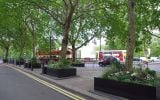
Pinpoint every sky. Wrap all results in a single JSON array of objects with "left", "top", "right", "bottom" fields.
[{"left": 79, "top": 38, "right": 106, "bottom": 58}]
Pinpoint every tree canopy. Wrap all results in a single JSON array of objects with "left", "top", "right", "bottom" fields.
[{"left": 0, "top": 0, "right": 159, "bottom": 68}]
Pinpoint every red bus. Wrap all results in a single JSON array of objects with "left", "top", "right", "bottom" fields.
[{"left": 97, "top": 50, "right": 126, "bottom": 62}]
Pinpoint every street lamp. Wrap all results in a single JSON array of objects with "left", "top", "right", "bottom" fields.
[
  {"left": 100, "top": 36, "right": 102, "bottom": 52},
  {"left": 50, "top": 33, "right": 54, "bottom": 60}
]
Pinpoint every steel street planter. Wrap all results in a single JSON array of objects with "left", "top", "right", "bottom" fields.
[
  {"left": 32, "top": 63, "right": 41, "bottom": 68},
  {"left": 16, "top": 60, "right": 25, "bottom": 65},
  {"left": 24, "top": 63, "right": 31, "bottom": 68},
  {"left": 46, "top": 68, "right": 76, "bottom": 78},
  {"left": 3, "top": 59, "right": 8, "bottom": 63},
  {"left": 24, "top": 63, "right": 41, "bottom": 69},
  {"left": 94, "top": 77, "right": 160, "bottom": 100}
]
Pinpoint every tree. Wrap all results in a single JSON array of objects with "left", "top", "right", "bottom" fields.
[
  {"left": 0, "top": 0, "right": 28, "bottom": 59},
  {"left": 0, "top": 29, "right": 14, "bottom": 59},
  {"left": 23, "top": 7, "right": 50, "bottom": 57},
  {"left": 27, "top": 0, "right": 78, "bottom": 58},
  {"left": 68, "top": 15, "right": 102, "bottom": 62},
  {"left": 125, "top": 0, "right": 136, "bottom": 70},
  {"left": 12, "top": 24, "right": 31, "bottom": 59},
  {"left": 26, "top": 0, "right": 109, "bottom": 59}
]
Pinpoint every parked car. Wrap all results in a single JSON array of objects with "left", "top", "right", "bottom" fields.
[
  {"left": 99, "top": 56, "right": 119, "bottom": 67},
  {"left": 150, "top": 57, "right": 160, "bottom": 62},
  {"left": 133, "top": 57, "right": 142, "bottom": 61}
]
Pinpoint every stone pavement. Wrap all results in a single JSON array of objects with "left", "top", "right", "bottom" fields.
[{"left": 6, "top": 64, "right": 127, "bottom": 100}]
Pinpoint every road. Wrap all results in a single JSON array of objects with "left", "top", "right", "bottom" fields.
[{"left": 0, "top": 64, "right": 76, "bottom": 100}]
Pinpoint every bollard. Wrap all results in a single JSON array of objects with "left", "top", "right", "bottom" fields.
[
  {"left": 31, "top": 63, "right": 33, "bottom": 71},
  {"left": 42, "top": 63, "right": 47, "bottom": 74}
]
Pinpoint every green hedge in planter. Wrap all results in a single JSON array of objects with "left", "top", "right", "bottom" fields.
[
  {"left": 3, "top": 59, "right": 8, "bottom": 63},
  {"left": 95, "top": 61, "right": 160, "bottom": 100},
  {"left": 71, "top": 60, "right": 85, "bottom": 67},
  {"left": 48, "top": 59, "right": 71, "bottom": 69},
  {"left": 102, "top": 61, "right": 160, "bottom": 87},
  {"left": 46, "top": 59, "right": 76, "bottom": 77},
  {"left": 30, "top": 57, "right": 41, "bottom": 69}
]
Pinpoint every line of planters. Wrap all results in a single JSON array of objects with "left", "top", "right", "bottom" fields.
[
  {"left": 42, "top": 59, "right": 76, "bottom": 78},
  {"left": 94, "top": 61, "right": 160, "bottom": 100},
  {"left": 3, "top": 58, "right": 25, "bottom": 65}
]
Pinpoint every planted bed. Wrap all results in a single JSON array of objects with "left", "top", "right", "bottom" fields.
[{"left": 94, "top": 77, "right": 160, "bottom": 100}]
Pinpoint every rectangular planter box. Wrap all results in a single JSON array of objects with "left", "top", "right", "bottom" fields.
[
  {"left": 94, "top": 77, "right": 160, "bottom": 100},
  {"left": 24, "top": 63, "right": 41, "bottom": 69},
  {"left": 16, "top": 61, "right": 25, "bottom": 65},
  {"left": 3, "top": 59, "right": 8, "bottom": 63},
  {"left": 71, "top": 63, "right": 85, "bottom": 67},
  {"left": 32, "top": 63, "right": 41, "bottom": 68},
  {"left": 46, "top": 68, "right": 76, "bottom": 78},
  {"left": 24, "top": 63, "right": 31, "bottom": 68}
]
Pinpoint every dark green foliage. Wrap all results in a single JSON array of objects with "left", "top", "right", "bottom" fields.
[
  {"left": 71, "top": 60, "right": 83, "bottom": 64},
  {"left": 48, "top": 59, "right": 71, "bottom": 69},
  {"left": 102, "top": 61, "right": 123, "bottom": 79},
  {"left": 31, "top": 56, "right": 37, "bottom": 64},
  {"left": 3, "top": 59, "right": 8, "bottom": 63},
  {"left": 102, "top": 62, "right": 159, "bottom": 86}
]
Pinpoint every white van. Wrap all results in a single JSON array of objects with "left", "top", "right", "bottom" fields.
[{"left": 150, "top": 57, "right": 160, "bottom": 62}]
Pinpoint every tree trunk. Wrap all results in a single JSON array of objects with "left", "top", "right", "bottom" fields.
[
  {"left": 5, "top": 47, "right": 9, "bottom": 59},
  {"left": 32, "top": 33, "right": 36, "bottom": 57},
  {"left": 60, "top": 1, "right": 77, "bottom": 59},
  {"left": 125, "top": 0, "right": 136, "bottom": 70},
  {"left": 61, "top": 26, "right": 69, "bottom": 59},
  {"left": 72, "top": 44, "right": 76, "bottom": 62},
  {"left": 19, "top": 41, "right": 26, "bottom": 59}
]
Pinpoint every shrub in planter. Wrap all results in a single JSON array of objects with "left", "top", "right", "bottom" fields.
[
  {"left": 16, "top": 58, "right": 25, "bottom": 65},
  {"left": 30, "top": 57, "right": 41, "bottom": 69},
  {"left": 71, "top": 60, "right": 85, "bottom": 67},
  {"left": 49, "top": 59, "right": 71, "bottom": 69},
  {"left": 3, "top": 59, "right": 8, "bottom": 63},
  {"left": 24, "top": 62, "right": 31, "bottom": 68},
  {"left": 94, "top": 61, "right": 160, "bottom": 100},
  {"left": 46, "top": 59, "right": 76, "bottom": 77}
]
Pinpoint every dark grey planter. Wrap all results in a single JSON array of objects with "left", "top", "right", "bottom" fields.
[
  {"left": 94, "top": 77, "right": 160, "bottom": 100},
  {"left": 24, "top": 63, "right": 41, "bottom": 69},
  {"left": 24, "top": 63, "right": 31, "bottom": 68},
  {"left": 16, "top": 60, "right": 25, "bottom": 65},
  {"left": 32, "top": 63, "right": 41, "bottom": 68},
  {"left": 3, "top": 59, "right": 8, "bottom": 63},
  {"left": 46, "top": 68, "right": 76, "bottom": 78}
]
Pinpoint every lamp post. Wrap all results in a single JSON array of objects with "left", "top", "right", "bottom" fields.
[
  {"left": 49, "top": 33, "right": 54, "bottom": 60},
  {"left": 99, "top": 34, "right": 102, "bottom": 52}
]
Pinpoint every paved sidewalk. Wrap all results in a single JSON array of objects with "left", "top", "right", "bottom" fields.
[{"left": 6, "top": 64, "right": 127, "bottom": 100}]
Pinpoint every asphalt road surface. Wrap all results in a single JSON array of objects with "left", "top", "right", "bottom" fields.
[{"left": 0, "top": 64, "right": 71, "bottom": 100}]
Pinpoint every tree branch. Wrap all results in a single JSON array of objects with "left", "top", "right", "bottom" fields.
[
  {"left": 68, "top": 0, "right": 73, "bottom": 7},
  {"left": 75, "top": 35, "right": 95, "bottom": 50},
  {"left": 29, "top": 1, "right": 63, "bottom": 25},
  {"left": 149, "top": 32, "right": 160, "bottom": 38},
  {"left": 144, "top": 29, "right": 160, "bottom": 38}
]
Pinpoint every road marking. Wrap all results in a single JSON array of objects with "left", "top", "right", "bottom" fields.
[{"left": 6, "top": 65, "right": 86, "bottom": 100}]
